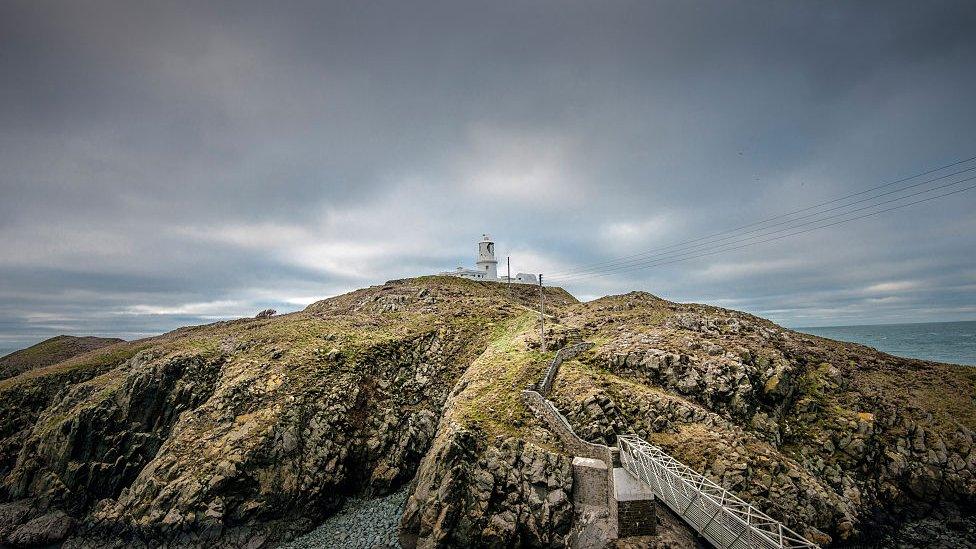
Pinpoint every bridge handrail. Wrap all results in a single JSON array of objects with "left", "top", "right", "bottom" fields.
[{"left": 618, "top": 435, "right": 818, "bottom": 549}]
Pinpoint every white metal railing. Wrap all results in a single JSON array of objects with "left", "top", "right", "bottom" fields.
[{"left": 618, "top": 435, "right": 818, "bottom": 549}]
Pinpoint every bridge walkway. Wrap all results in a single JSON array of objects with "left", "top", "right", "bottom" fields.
[
  {"left": 618, "top": 435, "right": 817, "bottom": 548},
  {"left": 526, "top": 339, "right": 819, "bottom": 548}
]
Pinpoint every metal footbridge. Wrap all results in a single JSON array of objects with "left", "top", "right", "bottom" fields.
[{"left": 618, "top": 435, "right": 818, "bottom": 548}]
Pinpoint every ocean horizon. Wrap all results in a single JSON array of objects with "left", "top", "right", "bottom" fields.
[
  {"left": 3, "top": 320, "right": 975, "bottom": 367},
  {"left": 795, "top": 319, "right": 976, "bottom": 366}
]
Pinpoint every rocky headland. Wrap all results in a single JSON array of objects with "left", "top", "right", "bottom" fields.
[
  {"left": 0, "top": 336, "right": 124, "bottom": 381},
  {"left": 0, "top": 276, "right": 973, "bottom": 547}
]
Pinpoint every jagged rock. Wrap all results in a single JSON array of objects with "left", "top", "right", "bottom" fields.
[
  {"left": 0, "top": 500, "right": 32, "bottom": 540},
  {"left": 400, "top": 425, "right": 573, "bottom": 548},
  {"left": 8, "top": 510, "right": 74, "bottom": 546}
]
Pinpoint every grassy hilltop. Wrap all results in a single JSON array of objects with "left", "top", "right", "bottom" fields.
[
  {"left": 0, "top": 276, "right": 972, "bottom": 547},
  {"left": 0, "top": 336, "right": 125, "bottom": 381}
]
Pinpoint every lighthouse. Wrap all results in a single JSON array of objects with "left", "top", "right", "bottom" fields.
[
  {"left": 438, "top": 234, "right": 536, "bottom": 284},
  {"left": 476, "top": 234, "right": 498, "bottom": 279}
]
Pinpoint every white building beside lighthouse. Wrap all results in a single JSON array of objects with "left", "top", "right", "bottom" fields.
[{"left": 440, "top": 234, "right": 538, "bottom": 284}]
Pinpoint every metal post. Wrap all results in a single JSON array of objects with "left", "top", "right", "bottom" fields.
[
  {"left": 538, "top": 273, "right": 545, "bottom": 353},
  {"left": 507, "top": 256, "right": 511, "bottom": 296}
]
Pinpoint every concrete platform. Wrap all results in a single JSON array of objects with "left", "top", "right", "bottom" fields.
[
  {"left": 610, "top": 468, "right": 656, "bottom": 538},
  {"left": 572, "top": 456, "right": 609, "bottom": 507},
  {"left": 612, "top": 468, "right": 655, "bottom": 501}
]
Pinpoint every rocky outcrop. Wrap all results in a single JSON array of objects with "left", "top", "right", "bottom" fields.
[
  {"left": 555, "top": 293, "right": 976, "bottom": 546},
  {"left": 7, "top": 510, "right": 75, "bottom": 546},
  {"left": 400, "top": 424, "right": 573, "bottom": 548},
  {"left": 398, "top": 308, "right": 580, "bottom": 549},
  {"left": 0, "top": 279, "right": 972, "bottom": 548},
  {"left": 6, "top": 352, "right": 222, "bottom": 513},
  {"left": 0, "top": 278, "right": 563, "bottom": 547},
  {"left": 70, "top": 335, "right": 461, "bottom": 547}
]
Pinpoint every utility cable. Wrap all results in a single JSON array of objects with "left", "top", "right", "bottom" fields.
[
  {"left": 549, "top": 171, "right": 976, "bottom": 280},
  {"left": 547, "top": 155, "right": 976, "bottom": 278},
  {"left": 550, "top": 180, "right": 976, "bottom": 283}
]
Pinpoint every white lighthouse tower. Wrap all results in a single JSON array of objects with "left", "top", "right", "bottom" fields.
[
  {"left": 438, "top": 234, "right": 535, "bottom": 283},
  {"left": 476, "top": 234, "right": 498, "bottom": 279}
]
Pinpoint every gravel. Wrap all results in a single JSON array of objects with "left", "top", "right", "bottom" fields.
[{"left": 281, "top": 488, "right": 408, "bottom": 548}]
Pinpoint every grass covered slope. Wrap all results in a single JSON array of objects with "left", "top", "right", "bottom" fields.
[
  {"left": 399, "top": 309, "right": 583, "bottom": 548},
  {"left": 0, "top": 336, "right": 125, "bottom": 381},
  {"left": 0, "top": 278, "right": 972, "bottom": 548},
  {"left": 0, "top": 277, "right": 576, "bottom": 547}
]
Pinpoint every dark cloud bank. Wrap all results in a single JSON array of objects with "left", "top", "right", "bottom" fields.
[{"left": 1, "top": 0, "right": 975, "bottom": 352}]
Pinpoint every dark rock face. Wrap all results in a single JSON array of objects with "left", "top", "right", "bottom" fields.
[
  {"left": 400, "top": 425, "right": 573, "bottom": 548},
  {"left": 0, "top": 500, "right": 32, "bottom": 541},
  {"left": 0, "top": 277, "right": 538, "bottom": 547},
  {"left": 6, "top": 353, "right": 222, "bottom": 514},
  {"left": 64, "top": 334, "right": 461, "bottom": 547},
  {"left": 0, "top": 343, "right": 144, "bottom": 483},
  {"left": 7, "top": 510, "right": 74, "bottom": 546},
  {"left": 556, "top": 295, "right": 976, "bottom": 547}
]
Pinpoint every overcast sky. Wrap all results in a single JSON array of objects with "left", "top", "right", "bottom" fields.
[{"left": 2, "top": 1, "right": 975, "bottom": 351}]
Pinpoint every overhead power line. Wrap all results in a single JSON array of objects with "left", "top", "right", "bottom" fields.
[
  {"left": 551, "top": 181, "right": 976, "bottom": 283},
  {"left": 546, "top": 160, "right": 976, "bottom": 283},
  {"left": 551, "top": 181, "right": 976, "bottom": 282},
  {"left": 547, "top": 154, "right": 976, "bottom": 278},
  {"left": 550, "top": 170, "right": 976, "bottom": 281}
]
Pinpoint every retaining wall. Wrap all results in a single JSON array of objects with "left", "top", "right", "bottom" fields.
[
  {"left": 524, "top": 341, "right": 656, "bottom": 545},
  {"left": 538, "top": 342, "right": 594, "bottom": 396},
  {"left": 522, "top": 389, "right": 618, "bottom": 465}
]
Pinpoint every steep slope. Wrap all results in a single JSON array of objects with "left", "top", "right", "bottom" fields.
[
  {"left": 401, "top": 291, "right": 975, "bottom": 548},
  {"left": 0, "top": 336, "right": 125, "bottom": 381},
  {"left": 400, "top": 312, "right": 579, "bottom": 547},
  {"left": 0, "top": 279, "right": 972, "bottom": 548},
  {"left": 0, "top": 277, "right": 575, "bottom": 547}
]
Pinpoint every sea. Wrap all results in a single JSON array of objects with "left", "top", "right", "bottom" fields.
[
  {"left": 795, "top": 320, "right": 976, "bottom": 366},
  {"left": 3, "top": 321, "right": 975, "bottom": 366}
]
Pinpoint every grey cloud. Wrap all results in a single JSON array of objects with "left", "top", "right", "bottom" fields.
[{"left": 1, "top": 0, "right": 975, "bottom": 351}]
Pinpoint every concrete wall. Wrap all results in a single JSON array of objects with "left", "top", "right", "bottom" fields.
[
  {"left": 572, "top": 457, "right": 608, "bottom": 507},
  {"left": 524, "top": 341, "right": 658, "bottom": 544},
  {"left": 609, "top": 468, "right": 656, "bottom": 538}
]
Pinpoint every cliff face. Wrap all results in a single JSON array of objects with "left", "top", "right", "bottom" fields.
[
  {"left": 399, "top": 313, "right": 578, "bottom": 548},
  {"left": 0, "top": 277, "right": 577, "bottom": 547},
  {"left": 0, "top": 278, "right": 972, "bottom": 548},
  {"left": 551, "top": 293, "right": 976, "bottom": 546}
]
